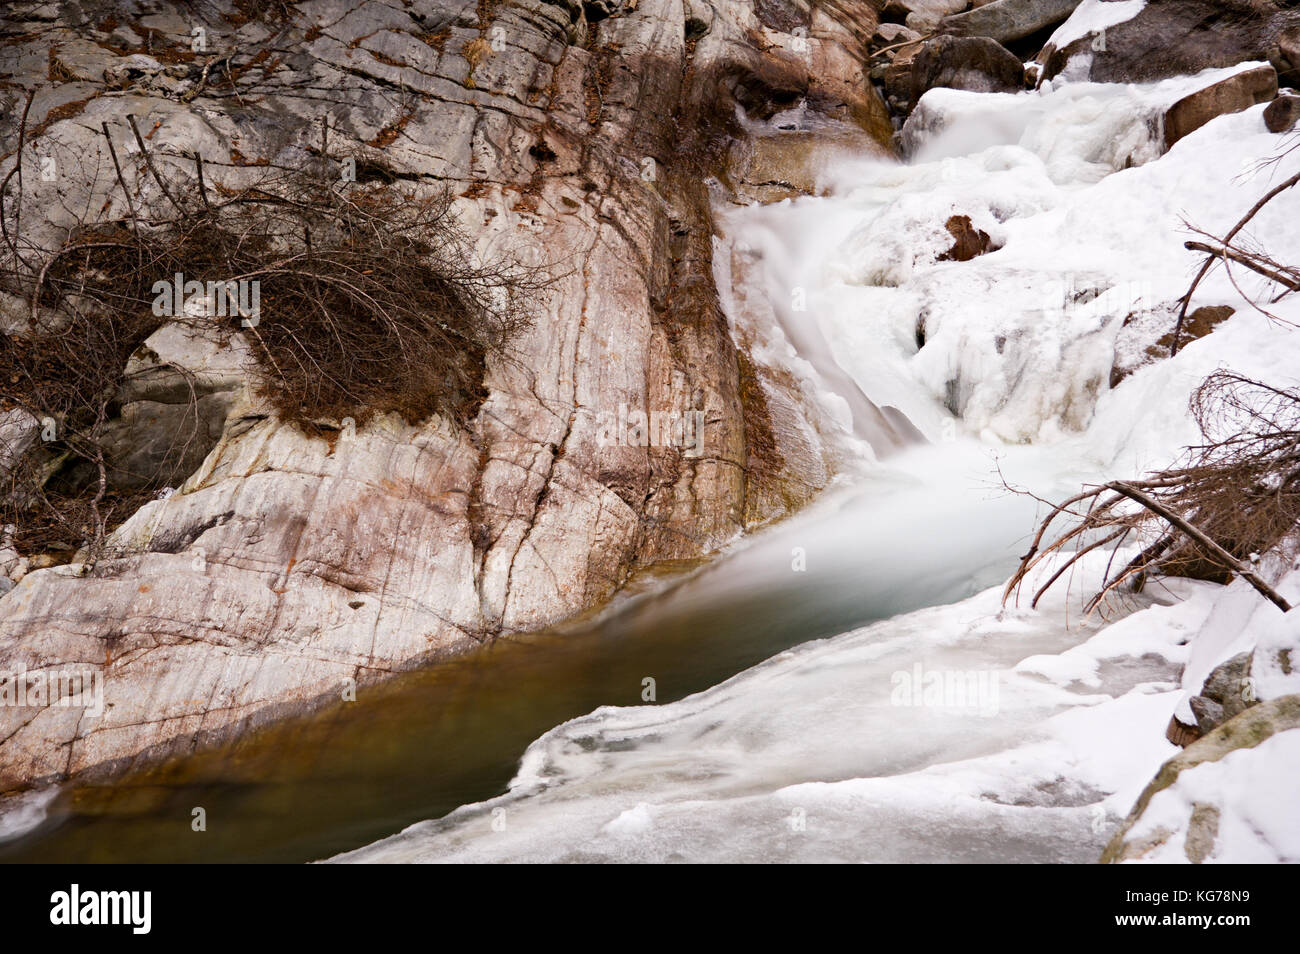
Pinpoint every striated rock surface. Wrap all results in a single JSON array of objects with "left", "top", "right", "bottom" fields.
[{"left": 0, "top": 0, "right": 896, "bottom": 791}]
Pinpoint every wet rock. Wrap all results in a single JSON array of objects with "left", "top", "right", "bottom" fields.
[
  {"left": 1163, "top": 64, "right": 1278, "bottom": 149},
  {"left": 938, "top": 214, "right": 997, "bottom": 262},
  {"left": 1165, "top": 715, "right": 1201, "bottom": 748},
  {"left": 901, "top": 0, "right": 972, "bottom": 34}
]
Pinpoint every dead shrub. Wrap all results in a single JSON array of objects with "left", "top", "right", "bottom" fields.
[
  {"left": 1005, "top": 371, "right": 1300, "bottom": 615},
  {"left": 134, "top": 167, "right": 546, "bottom": 426},
  {"left": 1, "top": 135, "right": 548, "bottom": 563}
]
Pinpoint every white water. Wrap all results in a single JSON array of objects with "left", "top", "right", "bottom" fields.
[{"left": 335, "top": 67, "right": 1300, "bottom": 863}]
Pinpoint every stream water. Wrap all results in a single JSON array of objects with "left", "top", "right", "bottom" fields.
[
  {"left": 0, "top": 443, "right": 1060, "bottom": 862},
  {"left": 4, "top": 72, "right": 1247, "bottom": 863}
]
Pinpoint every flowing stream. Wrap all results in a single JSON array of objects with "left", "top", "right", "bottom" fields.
[
  {"left": 0, "top": 447, "right": 1064, "bottom": 862},
  {"left": 3, "top": 73, "right": 1244, "bottom": 863}
]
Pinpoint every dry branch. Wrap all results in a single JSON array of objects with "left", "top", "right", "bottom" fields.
[
  {"left": 1171, "top": 169, "right": 1300, "bottom": 355},
  {"left": 1006, "top": 372, "right": 1300, "bottom": 615}
]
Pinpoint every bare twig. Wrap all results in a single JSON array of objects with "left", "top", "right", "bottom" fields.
[
  {"left": 1183, "top": 241, "right": 1300, "bottom": 293},
  {"left": 1172, "top": 170, "right": 1300, "bottom": 355},
  {"left": 126, "top": 114, "right": 185, "bottom": 214}
]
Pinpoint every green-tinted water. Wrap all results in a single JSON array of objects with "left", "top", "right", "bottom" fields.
[{"left": 2, "top": 473, "right": 1025, "bottom": 863}]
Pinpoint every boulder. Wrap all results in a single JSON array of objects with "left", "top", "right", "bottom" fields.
[
  {"left": 1043, "top": 0, "right": 1300, "bottom": 85},
  {"left": 909, "top": 35, "right": 1026, "bottom": 109},
  {"left": 1265, "top": 92, "right": 1300, "bottom": 133},
  {"left": 1163, "top": 64, "right": 1278, "bottom": 149},
  {"left": 939, "top": 0, "right": 1082, "bottom": 45},
  {"left": 882, "top": 0, "right": 970, "bottom": 34}
]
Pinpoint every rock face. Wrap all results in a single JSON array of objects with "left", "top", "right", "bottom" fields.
[
  {"left": 939, "top": 0, "right": 1081, "bottom": 46},
  {"left": 908, "top": 34, "right": 1026, "bottom": 108},
  {"left": 1163, "top": 64, "right": 1278, "bottom": 149},
  {"left": 0, "top": 0, "right": 894, "bottom": 792},
  {"left": 1042, "top": 0, "right": 1300, "bottom": 84}
]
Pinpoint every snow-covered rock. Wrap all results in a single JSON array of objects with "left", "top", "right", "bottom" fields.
[
  {"left": 1041, "top": 0, "right": 1300, "bottom": 86},
  {"left": 1104, "top": 695, "right": 1300, "bottom": 863}
]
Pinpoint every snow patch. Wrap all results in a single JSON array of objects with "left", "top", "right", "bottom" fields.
[{"left": 1046, "top": 0, "right": 1147, "bottom": 55}]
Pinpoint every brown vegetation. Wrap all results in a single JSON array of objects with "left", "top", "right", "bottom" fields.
[
  {"left": 1006, "top": 370, "right": 1299, "bottom": 615},
  {"left": 1, "top": 121, "right": 548, "bottom": 562}
]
